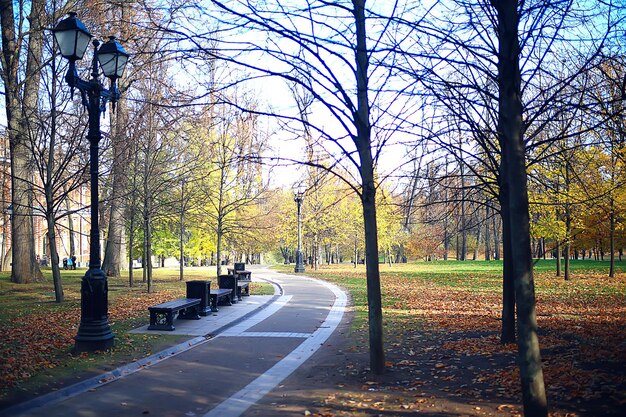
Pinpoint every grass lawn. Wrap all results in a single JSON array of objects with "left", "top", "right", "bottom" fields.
[
  {"left": 0, "top": 266, "right": 274, "bottom": 408},
  {"left": 273, "top": 259, "right": 626, "bottom": 416}
]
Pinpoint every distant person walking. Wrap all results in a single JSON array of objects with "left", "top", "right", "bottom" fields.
[{"left": 71, "top": 255, "right": 77, "bottom": 270}]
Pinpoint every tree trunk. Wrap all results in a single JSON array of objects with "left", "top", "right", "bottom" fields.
[
  {"left": 65, "top": 193, "right": 76, "bottom": 261},
  {"left": 0, "top": 152, "right": 8, "bottom": 271},
  {"left": 609, "top": 197, "right": 615, "bottom": 277},
  {"left": 128, "top": 212, "right": 135, "bottom": 288},
  {"left": 314, "top": 233, "right": 319, "bottom": 270},
  {"left": 216, "top": 221, "right": 223, "bottom": 277},
  {"left": 564, "top": 207, "right": 571, "bottom": 281},
  {"left": 101, "top": 106, "right": 128, "bottom": 277},
  {"left": 127, "top": 142, "right": 140, "bottom": 288},
  {"left": 46, "top": 45, "right": 63, "bottom": 302},
  {"left": 564, "top": 160, "right": 571, "bottom": 281},
  {"left": 495, "top": 0, "right": 548, "bottom": 413},
  {"left": 473, "top": 223, "right": 481, "bottom": 260},
  {"left": 46, "top": 214, "right": 64, "bottom": 302},
  {"left": 460, "top": 162, "right": 467, "bottom": 261},
  {"left": 102, "top": 2, "right": 131, "bottom": 278},
  {"left": 361, "top": 181, "right": 384, "bottom": 374},
  {"left": 354, "top": 0, "right": 384, "bottom": 375},
  {"left": 144, "top": 212, "right": 153, "bottom": 293},
  {"left": 555, "top": 239, "right": 561, "bottom": 276},
  {"left": 493, "top": 215, "right": 501, "bottom": 260},
  {"left": 485, "top": 205, "right": 491, "bottom": 261},
  {"left": 1, "top": 0, "right": 45, "bottom": 284},
  {"left": 444, "top": 156, "right": 450, "bottom": 260},
  {"left": 499, "top": 178, "right": 515, "bottom": 344},
  {"left": 179, "top": 181, "right": 185, "bottom": 281}
]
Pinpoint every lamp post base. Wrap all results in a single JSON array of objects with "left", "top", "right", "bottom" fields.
[
  {"left": 294, "top": 251, "right": 305, "bottom": 273},
  {"left": 74, "top": 330, "right": 114, "bottom": 353},
  {"left": 73, "top": 268, "right": 114, "bottom": 353}
]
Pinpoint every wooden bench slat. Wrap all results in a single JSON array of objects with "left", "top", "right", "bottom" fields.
[
  {"left": 211, "top": 288, "right": 232, "bottom": 295},
  {"left": 149, "top": 298, "right": 200, "bottom": 310}
]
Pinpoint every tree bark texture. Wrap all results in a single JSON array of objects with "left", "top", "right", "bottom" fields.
[
  {"left": 460, "top": 159, "right": 467, "bottom": 261},
  {"left": 493, "top": 215, "right": 501, "bottom": 260},
  {"left": 555, "top": 239, "right": 561, "bottom": 276},
  {"left": 102, "top": 100, "right": 129, "bottom": 277},
  {"left": 64, "top": 192, "right": 76, "bottom": 259},
  {"left": 485, "top": 205, "right": 492, "bottom": 261},
  {"left": 609, "top": 198, "right": 615, "bottom": 277},
  {"left": 102, "top": 1, "right": 131, "bottom": 277},
  {"left": 564, "top": 208, "right": 571, "bottom": 281},
  {"left": 494, "top": 0, "right": 548, "bottom": 414},
  {"left": 144, "top": 211, "right": 152, "bottom": 293},
  {"left": 564, "top": 160, "right": 571, "bottom": 281},
  {"left": 216, "top": 223, "right": 223, "bottom": 277},
  {"left": 1, "top": 0, "right": 45, "bottom": 283},
  {"left": 499, "top": 184, "right": 516, "bottom": 344},
  {"left": 46, "top": 213, "right": 64, "bottom": 302},
  {"left": 354, "top": 0, "right": 385, "bottom": 375},
  {"left": 180, "top": 182, "right": 185, "bottom": 281}
]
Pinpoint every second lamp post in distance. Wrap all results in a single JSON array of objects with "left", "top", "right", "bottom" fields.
[{"left": 294, "top": 184, "right": 306, "bottom": 273}]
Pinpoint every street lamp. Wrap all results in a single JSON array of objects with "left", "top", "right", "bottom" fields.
[
  {"left": 53, "top": 12, "right": 129, "bottom": 353},
  {"left": 293, "top": 184, "right": 306, "bottom": 273}
]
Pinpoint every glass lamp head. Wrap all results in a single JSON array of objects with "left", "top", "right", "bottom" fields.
[
  {"left": 97, "top": 36, "right": 130, "bottom": 80},
  {"left": 52, "top": 12, "right": 92, "bottom": 60},
  {"left": 293, "top": 184, "right": 306, "bottom": 201}
]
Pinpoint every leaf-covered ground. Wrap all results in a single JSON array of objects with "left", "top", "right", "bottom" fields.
[
  {"left": 0, "top": 262, "right": 624, "bottom": 416},
  {"left": 271, "top": 261, "right": 625, "bottom": 416}
]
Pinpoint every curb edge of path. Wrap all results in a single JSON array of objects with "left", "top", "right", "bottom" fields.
[{"left": 1, "top": 277, "right": 284, "bottom": 417}]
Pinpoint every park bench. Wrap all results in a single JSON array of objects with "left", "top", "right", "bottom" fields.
[
  {"left": 186, "top": 280, "right": 234, "bottom": 314},
  {"left": 148, "top": 298, "right": 201, "bottom": 331},
  {"left": 236, "top": 280, "right": 250, "bottom": 300},
  {"left": 210, "top": 288, "right": 233, "bottom": 312},
  {"left": 218, "top": 274, "right": 242, "bottom": 303},
  {"left": 230, "top": 263, "right": 252, "bottom": 298}
]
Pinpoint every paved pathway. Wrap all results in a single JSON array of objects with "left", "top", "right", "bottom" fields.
[{"left": 3, "top": 267, "right": 346, "bottom": 417}]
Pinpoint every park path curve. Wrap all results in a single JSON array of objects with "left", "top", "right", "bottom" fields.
[{"left": 4, "top": 267, "right": 346, "bottom": 417}]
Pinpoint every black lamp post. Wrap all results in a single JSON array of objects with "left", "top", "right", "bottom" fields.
[
  {"left": 293, "top": 184, "right": 306, "bottom": 273},
  {"left": 53, "top": 12, "right": 129, "bottom": 353}
]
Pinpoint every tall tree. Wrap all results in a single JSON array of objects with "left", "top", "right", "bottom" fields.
[
  {"left": 492, "top": 0, "right": 548, "bottom": 413},
  {"left": 0, "top": 0, "right": 46, "bottom": 283},
  {"left": 29, "top": 31, "right": 90, "bottom": 302},
  {"left": 102, "top": 0, "right": 132, "bottom": 277},
  {"left": 199, "top": 97, "right": 267, "bottom": 277}
]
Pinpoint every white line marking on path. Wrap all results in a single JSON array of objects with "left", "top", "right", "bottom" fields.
[
  {"left": 217, "top": 295, "right": 293, "bottom": 337},
  {"left": 203, "top": 277, "right": 347, "bottom": 417},
  {"left": 229, "top": 332, "right": 312, "bottom": 338}
]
